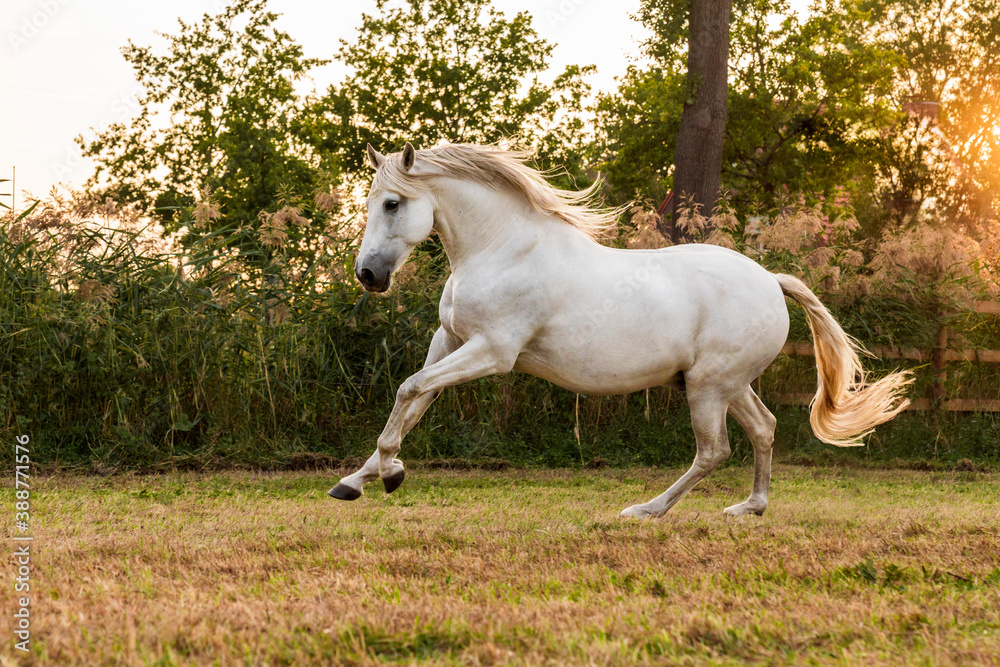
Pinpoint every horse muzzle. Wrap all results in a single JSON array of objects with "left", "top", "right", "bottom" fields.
[{"left": 355, "top": 265, "right": 392, "bottom": 293}]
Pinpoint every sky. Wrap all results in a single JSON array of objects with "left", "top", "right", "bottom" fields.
[{"left": 0, "top": 0, "right": 653, "bottom": 205}]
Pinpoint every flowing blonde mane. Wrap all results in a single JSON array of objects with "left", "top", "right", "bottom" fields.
[{"left": 371, "top": 143, "right": 618, "bottom": 240}]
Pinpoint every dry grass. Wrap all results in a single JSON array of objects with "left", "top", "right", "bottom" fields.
[{"left": 3, "top": 465, "right": 999, "bottom": 665}]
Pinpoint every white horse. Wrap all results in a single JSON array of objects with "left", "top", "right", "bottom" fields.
[{"left": 329, "top": 142, "right": 912, "bottom": 518}]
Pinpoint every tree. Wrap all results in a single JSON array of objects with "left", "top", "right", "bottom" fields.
[
  {"left": 595, "top": 0, "right": 901, "bottom": 227},
  {"left": 671, "top": 0, "right": 733, "bottom": 240},
  {"left": 301, "top": 0, "right": 594, "bottom": 185},
  {"left": 78, "top": 0, "right": 332, "bottom": 241}
]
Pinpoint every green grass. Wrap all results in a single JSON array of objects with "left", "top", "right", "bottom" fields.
[{"left": 4, "top": 465, "right": 998, "bottom": 665}]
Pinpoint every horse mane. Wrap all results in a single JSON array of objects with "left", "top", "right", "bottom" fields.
[{"left": 371, "top": 143, "right": 618, "bottom": 240}]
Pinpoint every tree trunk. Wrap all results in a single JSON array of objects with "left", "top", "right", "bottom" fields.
[{"left": 668, "top": 0, "right": 732, "bottom": 242}]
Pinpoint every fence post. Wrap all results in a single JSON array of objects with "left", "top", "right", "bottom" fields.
[{"left": 932, "top": 319, "right": 948, "bottom": 406}]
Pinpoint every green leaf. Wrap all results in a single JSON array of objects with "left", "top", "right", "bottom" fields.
[{"left": 172, "top": 413, "right": 201, "bottom": 432}]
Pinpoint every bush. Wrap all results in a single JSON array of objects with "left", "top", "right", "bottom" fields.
[{"left": 1, "top": 192, "right": 998, "bottom": 471}]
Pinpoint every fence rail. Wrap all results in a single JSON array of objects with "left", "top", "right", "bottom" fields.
[{"left": 776, "top": 300, "right": 1000, "bottom": 412}]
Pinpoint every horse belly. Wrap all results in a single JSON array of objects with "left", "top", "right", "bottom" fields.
[
  {"left": 513, "top": 351, "right": 682, "bottom": 395},
  {"left": 513, "top": 307, "right": 690, "bottom": 395}
]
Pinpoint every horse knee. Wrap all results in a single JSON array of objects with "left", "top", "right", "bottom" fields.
[
  {"left": 695, "top": 443, "right": 730, "bottom": 472},
  {"left": 396, "top": 378, "right": 421, "bottom": 403},
  {"left": 709, "top": 444, "right": 731, "bottom": 467}
]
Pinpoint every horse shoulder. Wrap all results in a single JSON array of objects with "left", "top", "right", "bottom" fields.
[{"left": 443, "top": 267, "right": 542, "bottom": 356}]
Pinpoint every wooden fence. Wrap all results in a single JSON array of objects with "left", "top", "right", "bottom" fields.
[{"left": 776, "top": 301, "right": 1000, "bottom": 412}]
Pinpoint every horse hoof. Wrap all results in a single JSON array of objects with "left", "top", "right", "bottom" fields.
[
  {"left": 619, "top": 505, "right": 649, "bottom": 519},
  {"left": 328, "top": 484, "right": 362, "bottom": 501},
  {"left": 723, "top": 503, "right": 765, "bottom": 517},
  {"left": 382, "top": 469, "right": 405, "bottom": 494}
]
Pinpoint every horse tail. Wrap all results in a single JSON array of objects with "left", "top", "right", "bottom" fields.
[{"left": 775, "top": 273, "right": 913, "bottom": 447}]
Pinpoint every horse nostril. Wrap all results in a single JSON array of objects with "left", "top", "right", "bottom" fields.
[{"left": 358, "top": 267, "right": 376, "bottom": 287}]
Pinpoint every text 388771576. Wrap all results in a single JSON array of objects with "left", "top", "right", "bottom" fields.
[{"left": 14, "top": 434, "right": 31, "bottom": 653}]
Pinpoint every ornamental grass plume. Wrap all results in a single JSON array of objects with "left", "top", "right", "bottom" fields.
[
  {"left": 271, "top": 204, "right": 309, "bottom": 228},
  {"left": 75, "top": 279, "right": 116, "bottom": 306},
  {"left": 5, "top": 188, "right": 169, "bottom": 280},
  {"left": 621, "top": 197, "right": 744, "bottom": 252},
  {"left": 674, "top": 200, "right": 713, "bottom": 240},
  {"left": 621, "top": 201, "right": 671, "bottom": 249},
  {"left": 258, "top": 210, "right": 289, "bottom": 248},
  {"left": 212, "top": 289, "right": 236, "bottom": 308},
  {"left": 314, "top": 189, "right": 342, "bottom": 214},
  {"left": 192, "top": 187, "right": 222, "bottom": 226},
  {"left": 704, "top": 207, "right": 740, "bottom": 249},
  {"left": 613, "top": 196, "right": 998, "bottom": 308},
  {"left": 757, "top": 204, "right": 826, "bottom": 254},
  {"left": 869, "top": 219, "right": 988, "bottom": 304},
  {"left": 266, "top": 298, "right": 291, "bottom": 325}
]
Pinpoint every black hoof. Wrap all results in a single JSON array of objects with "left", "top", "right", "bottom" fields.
[
  {"left": 328, "top": 483, "right": 362, "bottom": 501},
  {"left": 382, "top": 469, "right": 405, "bottom": 494}
]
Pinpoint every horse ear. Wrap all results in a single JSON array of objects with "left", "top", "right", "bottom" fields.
[
  {"left": 366, "top": 143, "right": 385, "bottom": 170},
  {"left": 402, "top": 142, "right": 416, "bottom": 172}
]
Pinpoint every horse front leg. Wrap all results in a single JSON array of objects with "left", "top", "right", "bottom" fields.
[
  {"left": 330, "top": 328, "right": 459, "bottom": 500},
  {"left": 375, "top": 335, "right": 511, "bottom": 487},
  {"left": 329, "top": 334, "right": 508, "bottom": 500}
]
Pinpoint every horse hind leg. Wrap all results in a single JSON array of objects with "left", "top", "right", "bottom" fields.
[
  {"left": 620, "top": 392, "right": 731, "bottom": 519},
  {"left": 723, "top": 386, "right": 776, "bottom": 517}
]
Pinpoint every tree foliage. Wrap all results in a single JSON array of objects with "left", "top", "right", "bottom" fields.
[
  {"left": 596, "top": 0, "right": 901, "bottom": 214},
  {"left": 79, "top": 0, "right": 1000, "bottom": 246},
  {"left": 857, "top": 0, "right": 1000, "bottom": 229},
  {"left": 593, "top": 66, "right": 685, "bottom": 207},
  {"left": 304, "top": 0, "right": 594, "bottom": 184},
  {"left": 78, "top": 0, "right": 332, "bottom": 239}
]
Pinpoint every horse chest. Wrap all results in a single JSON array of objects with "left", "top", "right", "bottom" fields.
[{"left": 440, "top": 273, "right": 543, "bottom": 343}]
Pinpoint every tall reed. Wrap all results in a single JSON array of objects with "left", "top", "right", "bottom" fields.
[{"left": 1, "top": 192, "right": 997, "bottom": 470}]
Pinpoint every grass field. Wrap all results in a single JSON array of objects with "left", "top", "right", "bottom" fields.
[{"left": 4, "top": 464, "right": 999, "bottom": 665}]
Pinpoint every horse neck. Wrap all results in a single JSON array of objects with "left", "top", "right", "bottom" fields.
[{"left": 431, "top": 178, "right": 544, "bottom": 269}]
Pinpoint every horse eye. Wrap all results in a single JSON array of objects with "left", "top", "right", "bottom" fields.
[{"left": 384, "top": 199, "right": 399, "bottom": 212}]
